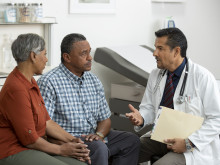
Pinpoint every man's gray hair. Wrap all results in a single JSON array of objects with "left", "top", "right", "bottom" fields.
[{"left": 11, "top": 33, "right": 45, "bottom": 63}]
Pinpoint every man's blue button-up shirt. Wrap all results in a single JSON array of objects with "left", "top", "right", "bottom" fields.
[{"left": 37, "top": 63, "right": 111, "bottom": 137}]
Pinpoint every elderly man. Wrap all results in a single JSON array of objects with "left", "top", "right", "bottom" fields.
[{"left": 37, "top": 33, "right": 140, "bottom": 165}]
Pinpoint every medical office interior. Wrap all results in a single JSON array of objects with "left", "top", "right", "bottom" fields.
[{"left": 0, "top": 0, "right": 220, "bottom": 163}]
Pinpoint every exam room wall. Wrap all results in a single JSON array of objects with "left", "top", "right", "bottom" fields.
[
  {"left": 2, "top": 0, "right": 219, "bottom": 101},
  {"left": 43, "top": 0, "right": 220, "bottom": 101}
]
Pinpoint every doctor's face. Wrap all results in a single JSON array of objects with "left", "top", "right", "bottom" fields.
[{"left": 153, "top": 36, "right": 175, "bottom": 70}]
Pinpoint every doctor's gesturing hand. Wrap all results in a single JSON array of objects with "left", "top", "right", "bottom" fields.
[{"left": 126, "top": 104, "right": 144, "bottom": 126}]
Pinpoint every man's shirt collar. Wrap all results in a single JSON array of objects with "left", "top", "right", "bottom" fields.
[
  {"left": 168, "top": 58, "right": 186, "bottom": 77},
  {"left": 59, "top": 63, "right": 85, "bottom": 82}
]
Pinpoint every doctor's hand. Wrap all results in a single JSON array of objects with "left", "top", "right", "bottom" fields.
[
  {"left": 164, "top": 138, "right": 186, "bottom": 154},
  {"left": 125, "top": 104, "right": 144, "bottom": 126}
]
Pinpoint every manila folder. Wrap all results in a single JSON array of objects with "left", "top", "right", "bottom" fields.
[{"left": 151, "top": 106, "right": 204, "bottom": 144}]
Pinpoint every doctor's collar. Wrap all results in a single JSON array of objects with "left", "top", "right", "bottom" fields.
[{"left": 167, "top": 58, "right": 186, "bottom": 78}]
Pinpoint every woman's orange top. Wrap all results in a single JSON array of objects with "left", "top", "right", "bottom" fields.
[{"left": 0, "top": 67, "right": 50, "bottom": 159}]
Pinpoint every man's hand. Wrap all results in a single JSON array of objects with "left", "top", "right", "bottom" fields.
[
  {"left": 164, "top": 138, "right": 186, "bottom": 154},
  {"left": 71, "top": 137, "right": 84, "bottom": 144},
  {"left": 125, "top": 104, "right": 143, "bottom": 126},
  {"left": 59, "top": 142, "right": 91, "bottom": 164},
  {"left": 81, "top": 134, "right": 104, "bottom": 142}
]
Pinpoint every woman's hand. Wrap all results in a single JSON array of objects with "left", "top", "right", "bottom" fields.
[{"left": 59, "top": 142, "right": 91, "bottom": 164}]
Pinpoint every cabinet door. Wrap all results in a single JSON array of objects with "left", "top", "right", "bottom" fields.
[{"left": 0, "top": 78, "right": 6, "bottom": 91}]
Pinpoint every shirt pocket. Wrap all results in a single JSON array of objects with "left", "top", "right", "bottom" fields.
[
  {"left": 32, "top": 107, "right": 39, "bottom": 125},
  {"left": 185, "top": 90, "right": 203, "bottom": 116},
  {"left": 31, "top": 100, "right": 47, "bottom": 129},
  {"left": 85, "top": 90, "right": 100, "bottom": 119}
]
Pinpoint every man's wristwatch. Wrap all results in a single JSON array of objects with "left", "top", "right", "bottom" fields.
[
  {"left": 96, "top": 132, "right": 104, "bottom": 138},
  {"left": 185, "top": 138, "right": 194, "bottom": 151}
]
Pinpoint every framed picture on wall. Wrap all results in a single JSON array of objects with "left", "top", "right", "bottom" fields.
[
  {"left": 69, "top": 0, "right": 116, "bottom": 14},
  {"left": 151, "top": 0, "right": 185, "bottom": 2}
]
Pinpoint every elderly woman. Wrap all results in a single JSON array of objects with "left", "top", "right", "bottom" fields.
[{"left": 0, "top": 33, "right": 90, "bottom": 165}]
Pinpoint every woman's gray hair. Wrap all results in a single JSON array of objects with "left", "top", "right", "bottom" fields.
[{"left": 11, "top": 33, "right": 45, "bottom": 63}]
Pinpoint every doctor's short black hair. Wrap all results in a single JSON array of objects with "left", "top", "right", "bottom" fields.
[
  {"left": 155, "top": 28, "right": 187, "bottom": 58},
  {"left": 61, "top": 33, "right": 86, "bottom": 63}
]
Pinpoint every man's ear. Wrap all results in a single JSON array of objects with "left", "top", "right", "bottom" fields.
[
  {"left": 62, "top": 53, "right": 71, "bottom": 63},
  {"left": 30, "top": 51, "right": 37, "bottom": 63},
  {"left": 174, "top": 46, "right": 181, "bottom": 57}
]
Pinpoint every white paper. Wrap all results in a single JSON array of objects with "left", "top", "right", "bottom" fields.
[{"left": 109, "top": 45, "right": 156, "bottom": 73}]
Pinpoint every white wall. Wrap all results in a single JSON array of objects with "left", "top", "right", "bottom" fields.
[
  {"left": 1, "top": 0, "right": 220, "bottom": 100},
  {"left": 43, "top": 0, "right": 220, "bottom": 100},
  {"left": 43, "top": 0, "right": 156, "bottom": 100}
]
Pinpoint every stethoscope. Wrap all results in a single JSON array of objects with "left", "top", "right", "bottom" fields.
[{"left": 153, "top": 57, "right": 189, "bottom": 104}]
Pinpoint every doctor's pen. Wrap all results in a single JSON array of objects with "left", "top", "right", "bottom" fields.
[{"left": 151, "top": 106, "right": 163, "bottom": 134}]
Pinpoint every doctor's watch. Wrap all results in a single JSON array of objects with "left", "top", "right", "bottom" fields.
[{"left": 185, "top": 138, "right": 194, "bottom": 151}]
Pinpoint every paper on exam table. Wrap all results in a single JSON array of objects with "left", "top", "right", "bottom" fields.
[
  {"left": 109, "top": 45, "right": 156, "bottom": 73},
  {"left": 151, "top": 106, "right": 204, "bottom": 144}
]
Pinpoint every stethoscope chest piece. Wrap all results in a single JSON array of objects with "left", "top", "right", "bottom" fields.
[{"left": 177, "top": 96, "right": 185, "bottom": 104}]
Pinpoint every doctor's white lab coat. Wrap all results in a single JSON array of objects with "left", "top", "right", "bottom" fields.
[{"left": 138, "top": 59, "right": 220, "bottom": 165}]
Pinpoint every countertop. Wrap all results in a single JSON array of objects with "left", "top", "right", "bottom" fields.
[{"left": 0, "top": 65, "right": 56, "bottom": 78}]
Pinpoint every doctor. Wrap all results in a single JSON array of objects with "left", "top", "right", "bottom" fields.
[{"left": 126, "top": 28, "right": 220, "bottom": 165}]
